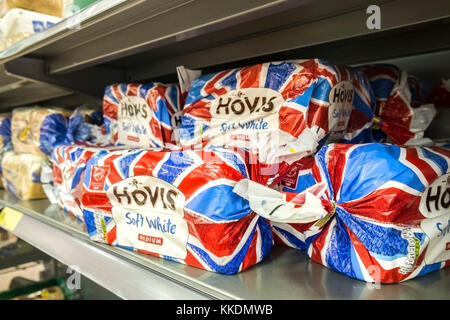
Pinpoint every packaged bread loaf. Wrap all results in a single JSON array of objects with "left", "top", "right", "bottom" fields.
[
  {"left": 235, "top": 143, "right": 450, "bottom": 283},
  {"left": 51, "top": 144, "right": 124, "bottom": 220},
  {"left": 66, "top": 105, "right": 109, "bottom": 147},
  {"left": 0, "top": 0, "right": 64, "bottom": 18},
  {"left": 11, "top": 106, "right": 72, "bottom": 156},
  {"left": 2, "top": 151, "right": 47, "bottom": 200},
  {"left": 103, "top": 82, "right": 182, "bottom": 149},
  {"left": 180, "top": 60, "right": 361, "bottom": 175},
  {"left": 359, "top": 64, "right": 436, "bottom": 146},
  {"left": 80, "top": 147, "right": 273, "bottom": 274}
]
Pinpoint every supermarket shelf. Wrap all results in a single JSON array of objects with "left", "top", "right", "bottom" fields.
[
  {"left": 0, "top": 81, "right": 72, "bottom": 109},
  {"left": 0, "top": 0, "right": 449, "bottom": 97},
  {"left": 0, "top": 191, "right": 449, "bottom": 300},
  {"left": 0, "top": 64, "right": 100, "bottom": 109}
]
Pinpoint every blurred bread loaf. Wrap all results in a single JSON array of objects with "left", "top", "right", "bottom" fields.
[
  {"left": 11, "top": 107, "right": 72, "bottom": 156},
  {"left": 1, "top": 151, "right": 47, "bottom": 200}
]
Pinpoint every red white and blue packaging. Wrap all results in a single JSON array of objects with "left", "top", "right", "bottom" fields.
[
  {"left": 359, "top": 64, "right": 436, "bottom": 146},
  {"left": 235, "top": 143, "right": 450, "bottom": 283},
  {"left": 0, "top": 114, "right": 12, "bottom": 188},
  {"left": 179, "top": 60, "right": 360, "bottom": 169},
  {"left": 51, "top": 145, "right": 102, "bottom": 220},
  {"left": 341, "top": 68, "right": 376, "bottom": 144},
  {"left": 102, "top": 83, "right": 183, "bottom": 149},
  {"left": 80, "top": 148, "right": 273, "bottom": 274},
  {"left": 65, "top": 105, "right": 109, "bottom": 147},
  {"left": 51, "top": 145, "right": 126, "bottom": 221}
]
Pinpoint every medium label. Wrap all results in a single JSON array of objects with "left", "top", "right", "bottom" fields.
[
  {"left": 328, "top": 81, "right": 353, "bottom": 138},
  {"left": 421, "top": 212, "right": 450, "bottom": 265},
  {"left": 118, "top": 96, "right": 153, "bottom": 147},
  {"left": 419, "top": 173, "right": 450, "bottom": 218}
]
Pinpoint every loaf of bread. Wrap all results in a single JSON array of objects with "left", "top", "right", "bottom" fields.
[
  {"left": 0, "top": 0, "right": 64, "bottom": 18},
  {"left": 1, "top": 151, "right": 47, "bottom": 200},
  {"left": 11, "top": 106, "right": 72, "bottom": 156}
]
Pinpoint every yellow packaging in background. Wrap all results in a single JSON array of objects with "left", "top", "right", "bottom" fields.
[{"left": 0, "top": 0, "right": 64, "bottom": 18}]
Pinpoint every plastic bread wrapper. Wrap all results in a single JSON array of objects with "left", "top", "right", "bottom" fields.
[
  {"left": 180, "top": 59, "right": 357, "bottom": 179},
  {"left": 233, "top": 179, "right": 329, "bottom": 224},
  {"left": 272, "top": 143, "right": 450, "bottom": 283},
  {"left": 395, "top": 72, "right": 437, "bottom": 134},
  {"left": 66, "top": 105, "right": 109, "bottom": 146},
  {"left": 41, "top": 156, "right": 59, "bottom": 204},
  {"left": 11, "top": 106, "right": 72, "bottom": 156},
  {"left": 176, "top": 65, "right": 202, "bottom": 100},
  {"left": 103, "top": 82, "right": 183, "bottom": 149},
  {"left": 360, "top": 65, "right": 437, "bottom": 146},
  {"left": 0, "top": 8, "right": 61, "bottom": 48}
]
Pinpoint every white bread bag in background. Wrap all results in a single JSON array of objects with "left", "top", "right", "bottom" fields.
[
  {"left": 1, "top": 151, "right": 47, "bottom": 200},
  {"left": 11, "top": 106, "right": 72, "bottom": 156},
  {"left": 0, "top": 8, "right": 61, "bottom": 48}
]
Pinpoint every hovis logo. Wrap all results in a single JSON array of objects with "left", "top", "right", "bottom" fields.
[
  {"left": 119, "top": 96, "right": 149, "bottom": 120},
  {"left": 110, "top": 176, "right": 189, "bottom": 260},
  {"left": 328, "top": 80, "right": 354, "bottom": 133},
  {"left": 420, "top": 173, "right": 450, "bottom": 218},
  {"left": 211, "top": 88, "right": 283, "bottom": 117},
  {"left": 106, "top": 176, "right": 186, "bottom": 216},
  {"left": 90, "top": 165, "right": 110, "bottom": 191}
]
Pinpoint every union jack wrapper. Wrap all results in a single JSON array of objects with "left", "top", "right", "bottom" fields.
[
  {"left": 80, "top": 148, "right": 273, "bottom": 274},
  {"left": 340, "top": 68, "right": 376, "bottom": 144},
  {"left": 103, "top": 83, "right": 183, "bottom": 149},
  {"left": 51, "top": 145, "right": 126, "bottom": 221},
  {"left": 359, "top": 64, "right": 436, "bottom": 146},
  {"left": 180, "top": 59, "right": 373, "bottom": 169},
  {"left": 52, "top": 145, "right": 103, "bottom": 220},
  {"left": 235, "top": 143, "right": 450, "bottom": 283}
]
